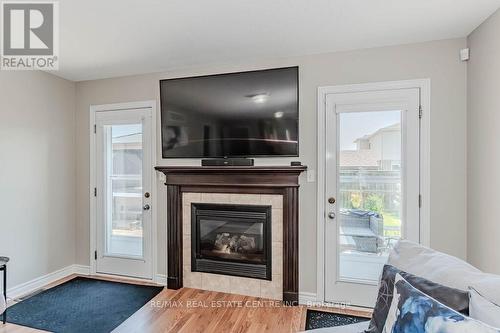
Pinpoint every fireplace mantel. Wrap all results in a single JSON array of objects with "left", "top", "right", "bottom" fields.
[
  {"left": 155, "top": 165, "right": 307, "bottom": 304},
  {"left": 155, "top": 165, "right": 307, "bottom": 188}
]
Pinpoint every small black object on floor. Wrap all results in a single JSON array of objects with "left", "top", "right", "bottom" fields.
[
  {"left": 6, "top": 276, "right": 163, "bottom": 333},
  {"left": 305, "top": 309, "right": 370, "bottom": 330}
]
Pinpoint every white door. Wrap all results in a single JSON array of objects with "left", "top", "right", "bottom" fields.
[
  {"left": 95, "top": 108, "right": 153, "bottom": 279},
  {"left": 324, "top": 88, "right": 421, "bottom": 307}
]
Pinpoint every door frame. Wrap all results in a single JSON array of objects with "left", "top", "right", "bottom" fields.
[
  {"left": 89, "top": 100, "right": 159, "bottom": 281},
  {"left": 316, "top": 79, "right": 431, "bottom": 304}
]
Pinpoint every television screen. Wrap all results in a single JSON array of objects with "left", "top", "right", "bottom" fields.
[{"left": 160, "top": 67, "right": 298, "bottom": 158}]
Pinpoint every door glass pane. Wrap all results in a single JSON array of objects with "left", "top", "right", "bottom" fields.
[
  {"left": 338, "top": 111, "right": 402, "bottom": 283},
  {"left": 105, "top": 124, "right": 143, "bottom": 257}
]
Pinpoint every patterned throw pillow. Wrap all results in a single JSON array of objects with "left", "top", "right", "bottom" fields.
[
  {"left": 366, "top": 265, "right": 469, "bottom": 333},
  {"left": 383, "top": 274, "right": 500, "bottom": 333}
]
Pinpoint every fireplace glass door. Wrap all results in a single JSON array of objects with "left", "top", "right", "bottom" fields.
[
  {"left": 192, "top": 203, "right": 272, "bottom": 280},
  {"left": 199, "top": 218, "right": 265, "bottom": 263}
]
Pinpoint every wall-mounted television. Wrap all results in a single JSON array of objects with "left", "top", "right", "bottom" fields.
[{"left": 159, "top": 66, "right": 299, "bottom": 158}]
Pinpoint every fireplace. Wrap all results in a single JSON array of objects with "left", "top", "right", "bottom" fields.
[
  {"left": 191, "top": 203, "right": 272, "bottom": 280},
  {"left": 156, "top": 165, "right": 306, "bottom": 302}
]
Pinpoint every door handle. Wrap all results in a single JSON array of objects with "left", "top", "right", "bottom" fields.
[
  {"left": 328, "top": 212, "right": 336, "bottom": 219},
  {"left": 143, "top": 204, "right": 151, "bottom": 211}
]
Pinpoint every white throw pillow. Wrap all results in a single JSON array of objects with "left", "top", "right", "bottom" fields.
[
  {"left": 388, "top": 240, "right": 500, "bottom": 307},
  {"left": 469, "top": 274, "right": 500, "bottom": 309},
  {"left": 387, "top": 240, "right": 481, "bottom": 291},
  {"left": 469, "top": 287, "right": 500, "bottom": 328}
]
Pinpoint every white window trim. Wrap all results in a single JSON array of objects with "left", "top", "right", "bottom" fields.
[
  {"left": 89, "top": 100, "right": 160, "bottom": 282},
  {"left": 315, "top": 79, "right": 431, "bottom": 303}
]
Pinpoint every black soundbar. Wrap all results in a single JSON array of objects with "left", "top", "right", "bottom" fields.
[{"left": 201, "top": 158, "right": 254, "bottom": 166}]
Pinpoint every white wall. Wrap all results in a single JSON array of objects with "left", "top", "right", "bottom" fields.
[
  {"left": 75, "top": 38, "right": 468, "bottom": 295},
  {"left": 467, "top": 8, "right": 500, "bottom": 273},
  {"left": 0, "top": 71, "right": 76, "bottom": 288}
]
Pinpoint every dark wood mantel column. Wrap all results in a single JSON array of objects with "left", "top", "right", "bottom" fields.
[{"left": 155, "top": 165, "right": 307, "bottom": 304}]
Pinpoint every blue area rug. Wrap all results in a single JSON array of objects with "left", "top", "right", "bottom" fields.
[
  {"left": 305, "top": 309, "right": 370, "bottom": 330},
  {"left": 7, "top": 277, "right": 164, "bottom": 333}
]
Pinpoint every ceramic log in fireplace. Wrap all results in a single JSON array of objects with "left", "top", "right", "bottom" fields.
[{"left": 191, "top": 203, "right": 272, "bottom": 280}]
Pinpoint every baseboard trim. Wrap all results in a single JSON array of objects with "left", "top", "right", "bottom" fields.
[
  {"left": 73, "top": 264, "right": 91, "bottom": 275},
  {"left": 7, "top": 265, "right": 171, "bottom": 301},
  {"left": 9, "top": 266, "right": 311, "bottom": 305},
  {"left": 8, "top": 265, "right": 71, "bottom": 300},
  {"left": 7, "top": 264, "right": 91, "bottom": 300},
  {"left": 155, "top": 274, "right": 168, "bottom": 285},
  {"left": 299, "top": 292, "right": 318, "bottom": 305}
]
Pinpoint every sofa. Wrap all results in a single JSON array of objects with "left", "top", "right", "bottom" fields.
[{"left": 310, "top": 240, "right": 500, "bottom": 332}]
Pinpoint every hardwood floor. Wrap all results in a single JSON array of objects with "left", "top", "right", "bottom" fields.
[{"left": 1, "top": 275, "right": 372, "bottom": 333}]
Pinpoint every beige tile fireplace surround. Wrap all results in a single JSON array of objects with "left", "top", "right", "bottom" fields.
[{"left": 182, "top": 192, "right": 284, "bottom": 300}]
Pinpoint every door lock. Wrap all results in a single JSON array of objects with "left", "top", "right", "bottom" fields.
[
  {"left": 328, "top": 197, "right": 336, "bottom": 204},
  {"left": 144, "top": 192, "right": 150, "bottom": 198}
]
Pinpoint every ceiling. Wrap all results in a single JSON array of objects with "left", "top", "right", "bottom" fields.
[{"left": 57, "top": 0, "right": 500, "bottom": 81}]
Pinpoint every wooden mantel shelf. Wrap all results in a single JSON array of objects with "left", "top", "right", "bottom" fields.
[
  {"left": 155, "top": 164, "right": 307, "bottom": 304},
  {"left": 155, "top": 165, "right": 307, "bottom": 188},
  {"left": 155, "top": 165, "right": 307, "bottom": 172}
]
